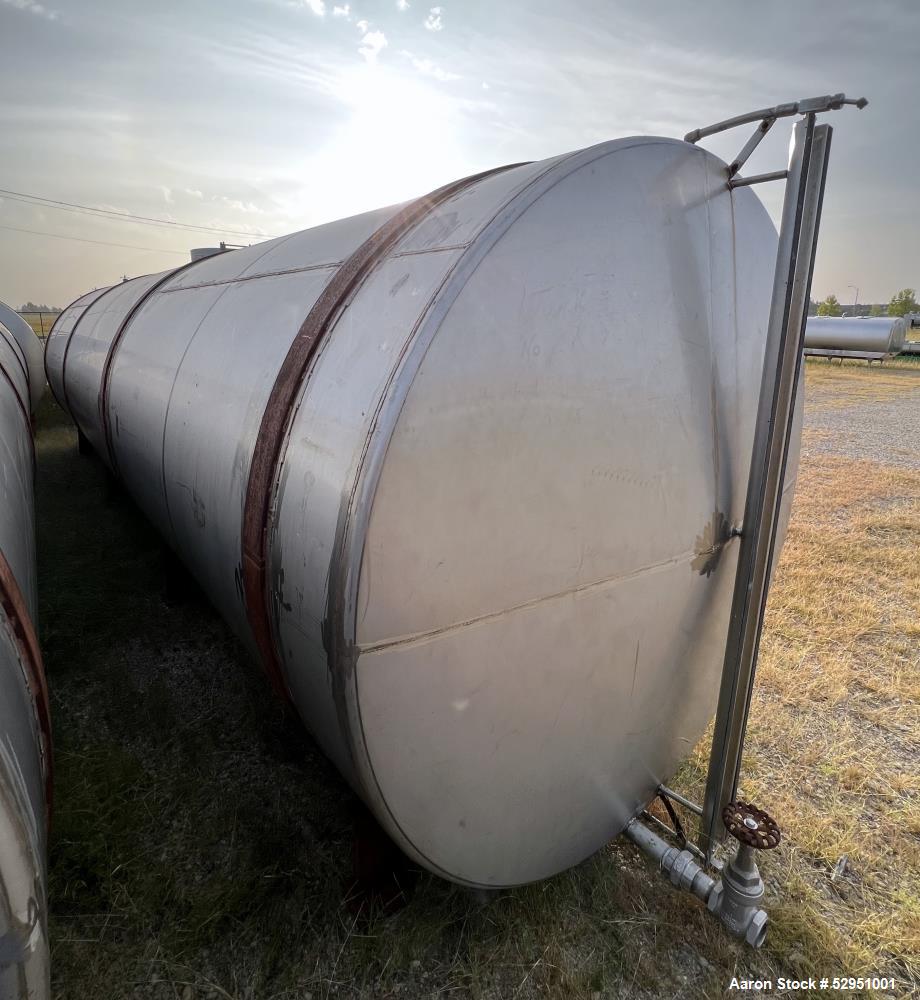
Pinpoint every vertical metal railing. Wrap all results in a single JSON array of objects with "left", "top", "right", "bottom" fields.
[{"left": 698, "top": 115, "right": 834, "bottom": 856}]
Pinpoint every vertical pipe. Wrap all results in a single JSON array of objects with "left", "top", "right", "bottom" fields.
[{"left": 700, "top": 118, "right": 833, "bottom": 855}]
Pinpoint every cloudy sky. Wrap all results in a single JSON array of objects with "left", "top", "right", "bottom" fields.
[{"left": 1, "top": 0, "right": 917, "bottom": 308}]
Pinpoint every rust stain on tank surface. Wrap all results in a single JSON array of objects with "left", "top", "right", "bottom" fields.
[{"left": 692, "top": 510, "right": 731, "bottom": 577}]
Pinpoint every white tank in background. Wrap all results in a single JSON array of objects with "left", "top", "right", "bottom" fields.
[
  {"left": 45, "top": 135, "right": 801, "bottom": 888},
  {"left": 804, "top": 315, "right": 908, "bottom": 359}
]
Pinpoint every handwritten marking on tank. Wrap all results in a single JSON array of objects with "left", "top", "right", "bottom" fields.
[
  {"left": 589, "top": 467, "right": 665, "bottom": 490},
  {"left": 389, "top": 273, "right": 410, "bottom": 297},
  {"left": 174, "top": 482, "right": 207, "bottom": 528},
  {"left": 0, "top": 892, "right": 40, "bottom": 966}
]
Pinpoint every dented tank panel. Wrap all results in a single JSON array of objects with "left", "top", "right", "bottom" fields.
[
  {"left": 0, "top": 313, "right": 51, "bottom": 996},
  {"left": 44, "top": 136, "right": 801, "bottom": 888}
]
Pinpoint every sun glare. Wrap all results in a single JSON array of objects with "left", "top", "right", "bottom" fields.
[{"left": 297, "top": 62, "right": 469, "bottom": 221}]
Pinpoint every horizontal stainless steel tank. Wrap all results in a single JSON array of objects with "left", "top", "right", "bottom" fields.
[
  {"left": 0, "top": 301, "right": 45, "bottom": 412},
  {"left": 0, "top": 314, "right": 51, "bottom": 996},
  {"left": 804, "top": 316, "right": 908, "bottom": 355},
  {"left": 45, "top": 136, "right": 801, "bottom": 888}
]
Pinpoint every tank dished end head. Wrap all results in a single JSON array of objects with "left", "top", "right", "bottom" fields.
[{"left": 722, "top": 801, "right": 781, "bottom": 850}]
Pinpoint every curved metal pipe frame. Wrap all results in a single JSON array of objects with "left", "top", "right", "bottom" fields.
[{"left": 625, "top": 94, "right": 866, "bottom": 948}]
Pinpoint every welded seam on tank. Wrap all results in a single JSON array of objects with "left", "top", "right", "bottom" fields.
[
  {"left": 42, "top": 289, "right": 93, "bottom": 410},
  {"left": 157, "top": 236, "right": 302, "bottom": 553},
  {"left": 0, "top": 363, "right": 34, "bottom": 464},
  {"left": 390, "top": 243, "right": 472, "bottom": 258},
  {"left": 0, "top": 550, "right": 52, "bottom": 821},
  {"left": 98, "top": 232, "right": 306, "bottom": 476},
  {"left": 243, "top": 163, "right": 530, "bottom": 706},
  {"left": 157, "top": 259, "right": 343, "bottom": 292},
  {"left": 0, "top": 324, "right": 30, "bottom": 390},
  {"left": 59, "top": 284, "right": 119, "bottom": 420},
  {"left": 97, "top": 264, "right": 212, "bottom": 474},
  {"left": 356, "top": 548, "right": 701, "bottom": 655},
  {"left": 335, "top": 138, "right": 682, "bottom": 883}
]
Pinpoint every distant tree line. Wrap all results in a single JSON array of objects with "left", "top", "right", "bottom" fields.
[
  {"left": 808, "top": 288, "right": 918, "bottom": 318},
  {"left": 19, "top": 301, "right": 62, "bottom": 313}
]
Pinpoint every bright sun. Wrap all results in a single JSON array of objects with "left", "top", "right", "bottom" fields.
[{"left": 298, "top": 62, "right": 472, "bottom": 222}]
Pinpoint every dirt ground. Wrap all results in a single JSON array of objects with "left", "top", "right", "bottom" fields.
[{"left": 38, "top": 358, "right": 918, "bottom": 1000}]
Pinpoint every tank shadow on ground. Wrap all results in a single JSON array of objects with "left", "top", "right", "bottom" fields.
[{"left": 36, "top": 396, "right": 429, "bottom": 995}]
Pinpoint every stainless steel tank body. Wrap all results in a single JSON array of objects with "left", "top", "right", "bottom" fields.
[
  {"left": 804, "top": 315, "right": 907, "bottom": 355},
  {"left": 0, "top": 308, "right": 51, "bottom": 997},
  {"left": 44, "top": 136, "right": 801, "bottom": 889}
]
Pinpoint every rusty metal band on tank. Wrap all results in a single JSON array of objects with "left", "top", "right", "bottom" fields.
[
  {"left": 44, "top": 134, "right": 803, "bottom": 889},
  {"left": 241, "top": 162, "right": 526, "bottom": 704}
]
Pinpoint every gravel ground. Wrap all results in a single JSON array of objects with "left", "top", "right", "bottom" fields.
[{"left": 802, "top": 366, "right": 920, "bottom": 469}]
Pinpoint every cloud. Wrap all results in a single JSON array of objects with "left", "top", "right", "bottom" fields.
[
  {"left": 302, "top": 0, "right": 325, "bottom": 15},
  {"left": 332, "top": 4, "right": 350, "bottom": 16},
  {"left": 358, "top": 29, "right": 388, "bottom": 63},
  {"left": 1, "top": 0, "right": 59, "bottom": 21},
  {"left": 356, "top": 17, "right": 368, "bottom": 30},
  {"left": 401, "top": 51, "right": 459, "bottom": 82},
  {"left": 159, "top": 185, "right": 175, "bottom": 205},
  {"left": 396, "top": 0, "right": 409, "bottom": 9},
  {"left": 214, "top": 196, "right": 263, "bottom": 214},
  {"left": 424, "top": 6, "right": 443, "bottom": 31}
]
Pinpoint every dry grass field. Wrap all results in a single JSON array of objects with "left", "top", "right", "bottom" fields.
[
  {"left": 37, "top": 358, "right": 918, "bottom": 999},
  {"left": 19, "top": 310, "right": 58, "bottom": 338}
]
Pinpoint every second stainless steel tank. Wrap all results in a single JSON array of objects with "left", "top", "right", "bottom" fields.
[
  {"left": 0, "top": 312, "right": 51, "bottom": 998},
  {"left": 0, "top": 301, "right": 45, "bottom": 412},
  {"left": 44, "top": 136, "right": 800, "bottom": 888},
  {"left": 805, "top": 315, "right": 908, "bottom": 356}
]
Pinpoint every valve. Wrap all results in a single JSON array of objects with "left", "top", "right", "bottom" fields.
[
  {"left": 722, "top": 801, "right": 781, "bottom": 850},
  {"left": 708, "top": 801, "right": 781, "bottom": 948}
]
